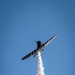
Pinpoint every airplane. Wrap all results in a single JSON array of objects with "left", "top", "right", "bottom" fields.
[{"left": 22, "top": 35, "right": 57, "bottom": 60}]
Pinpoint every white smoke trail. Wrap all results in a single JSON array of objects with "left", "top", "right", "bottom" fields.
[{"left": 37, "top": 52, "right": 45, "bottom": 75}]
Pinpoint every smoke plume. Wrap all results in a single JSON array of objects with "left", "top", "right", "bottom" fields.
[{"left": 37, "top": 52, "right": 45, "bottom": 75}]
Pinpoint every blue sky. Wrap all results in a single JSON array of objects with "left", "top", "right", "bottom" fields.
[{"left": 0, "top": 0, "right": 75, "bottom": 75}]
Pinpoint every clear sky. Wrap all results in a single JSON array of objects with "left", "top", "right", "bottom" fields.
[{"left": 0, "top": 0, "right": 75, "bottom": 75}]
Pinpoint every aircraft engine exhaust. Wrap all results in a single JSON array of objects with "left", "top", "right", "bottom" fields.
[{"left": 37, "top": 52, "right": 45, "bottom": 75}]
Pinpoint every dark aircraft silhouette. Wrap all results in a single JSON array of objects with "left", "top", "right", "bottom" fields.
[{"left": 22, "top": 35, "right": 57, "bottom": 60}]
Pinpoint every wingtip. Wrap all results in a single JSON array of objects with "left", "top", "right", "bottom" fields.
[
  {"left": 22, "top": 58, "right": 24, "bottom": 60},
  {"left": 54, "top": 34, "right": 57, "bottom": 37}
]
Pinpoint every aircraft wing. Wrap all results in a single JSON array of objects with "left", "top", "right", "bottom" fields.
[
  {"left": 22, "top": 49, "right": 37, "bottom": 60},
  {"left": 43, "top": 35, "right": 57, "bottom": 47}
]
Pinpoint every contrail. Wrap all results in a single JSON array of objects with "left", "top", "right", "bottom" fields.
[{"left": 37, "top": 52, "right": 45, "bottom": 75}]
